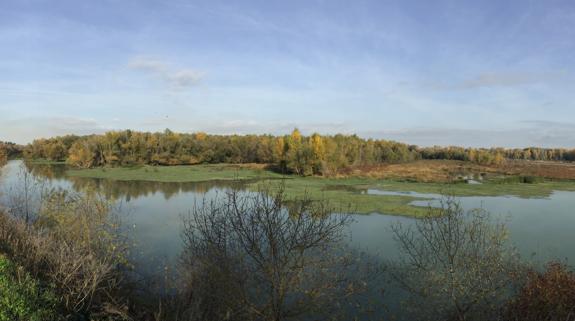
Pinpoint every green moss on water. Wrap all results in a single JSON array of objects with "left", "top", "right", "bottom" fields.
[
  {"left": 369, "top": 178, "right": 575, "bottom": 198},
  {"left": 64, "top": 165, "right": 575, "bottom": 217},
  {"left": 246, "top": 178, "right": 434, "bottom": 217}
]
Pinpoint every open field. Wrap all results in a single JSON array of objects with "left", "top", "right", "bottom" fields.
[{"left": 59, "top": 160, "right": 575, "bottom": 217}]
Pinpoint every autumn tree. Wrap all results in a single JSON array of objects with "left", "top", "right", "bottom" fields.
[
  {"left": 23, "top": 129, "right": 575, "bottom": 173},
  {"left": 309, "top": 133, "right": 326, "bottom": 174},
  {"left": 67, "top": 140, "right": 101, "bottom": 168}
]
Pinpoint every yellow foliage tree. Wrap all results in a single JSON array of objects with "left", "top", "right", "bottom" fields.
[
  {"left": 493, "top": 152, "right": 505, "bottom": 165},
  {"left": 273, "top": 137, "right": 286, "bottom": 163},
  {"left": 195, "top": 132, "right": 207, "bottom": 141},
  {"left": 310, "top": 133, "right": 325, "bottom": 161},
  {"left": 290, "top": 128, "right": 302, "bottom": 144},
  {"left": 67, "top": 142, "right": 96, "bottom": 168}
]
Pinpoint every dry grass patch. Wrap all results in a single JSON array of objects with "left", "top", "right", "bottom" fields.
[
  {"left": 338, "top": 159, "right": 575, "bottom": 182},
  {"left": 338, "top": 160, "right": 498, "bottom": 182}
]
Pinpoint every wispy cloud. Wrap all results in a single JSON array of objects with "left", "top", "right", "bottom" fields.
[
  {"left": 428, "top": 71, "right": 566, "bottom": 90},
  {"left": 128, "top": 58, "right": 168, "bottom": 73},
  {"left": 128, "top": 57, "right": 205, "bottom": 90}
]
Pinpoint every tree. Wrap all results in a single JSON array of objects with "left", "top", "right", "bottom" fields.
[
  {"left": 388, "top": 197, "right": 522, "bottom": 321},
  {"left": 178, "top": 184, "right": 369, "bottom": 321},
  {"left": 0, "top": 146, "right": 7, "bottom": 167},
  {"left": 310, "top": 133, "right": 325, "bottom": 174},
  {"left": 67, "top": 141, "right": 97, "bottom": 168},
  {"left": 286, "top": 128, "right": 304, "bottom": 175},
  {"left": 3, "top": 164, "right": 46, "bottom": 223},
  {"left": 23, "top": 129, "right": 575, "bottom": 172},
  {"left": 45, "top": 141, "right": 67, "bottom": 161}
]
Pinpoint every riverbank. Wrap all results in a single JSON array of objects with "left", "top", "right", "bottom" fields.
[{"left": 59, "top": 161, "right": 575, "bottom": 217}]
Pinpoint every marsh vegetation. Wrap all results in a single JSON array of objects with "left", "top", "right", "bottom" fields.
[{"left": 2, "top": 137, "right": 575, "bottom": 320}]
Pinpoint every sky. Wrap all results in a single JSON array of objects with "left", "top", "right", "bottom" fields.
[{"left": 1, "top": 0, "right": 574, "bottom": 147}]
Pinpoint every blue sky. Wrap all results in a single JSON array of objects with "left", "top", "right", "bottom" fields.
[{"left": 1, "top": 0, "right": 574, "bottom": 147}]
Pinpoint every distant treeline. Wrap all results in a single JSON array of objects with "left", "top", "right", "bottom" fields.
[{"left": 20, "top": 129, "right": 575, "bottom": 175}]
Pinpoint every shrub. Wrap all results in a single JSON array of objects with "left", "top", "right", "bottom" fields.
[
  {"left": 494, "top": 175, "right": 543, "bottom": 184},
  {"left": 504, "top": 261, "right": 575, "bottom": 321},
  {"left": 0, "top": 189, "right": 130, "bottom": 320}
]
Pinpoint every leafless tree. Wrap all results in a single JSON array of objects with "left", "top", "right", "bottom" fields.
[
  {"left": 388, "top": 197, "right": 522, "bottom": 321},
  {"left": 177, "top": 183, "right": 373, "bottom": 321},
  {"left": 3, "top": 163, "right": 47, "bottom": 223}
]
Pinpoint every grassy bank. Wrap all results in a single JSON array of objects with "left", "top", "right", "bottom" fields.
[
  {"left": 0, "top": 255, "right": 60, "bottom": 321},
  {"left": 61, "top": 163, "right": 575, "bottom": 217}
]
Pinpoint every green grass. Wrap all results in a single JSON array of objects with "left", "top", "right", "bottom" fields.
[
  {"left": 0, "top": 255, "right": 60, "bottom": 321},
  {"left": 64, "top": 165, "right": 575, "bottom": 217}
]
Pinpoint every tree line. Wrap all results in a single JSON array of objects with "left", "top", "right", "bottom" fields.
[{"left": 20, "top": 129, "right": 575, "bottom": 175}]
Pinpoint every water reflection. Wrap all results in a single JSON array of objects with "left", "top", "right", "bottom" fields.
[
  {"left": 23, "top": 162, "right": 68, "bottom": 180},
  {"left": 22, "top": 161, "right": 249, "bottom": 201},
  {"left": 3, "top": 161, "right": 575, "bottom": 307}
]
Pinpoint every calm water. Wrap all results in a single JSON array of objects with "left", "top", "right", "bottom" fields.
[{"left": 1, "top": 160, "right": 575, "bottom": 305}]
